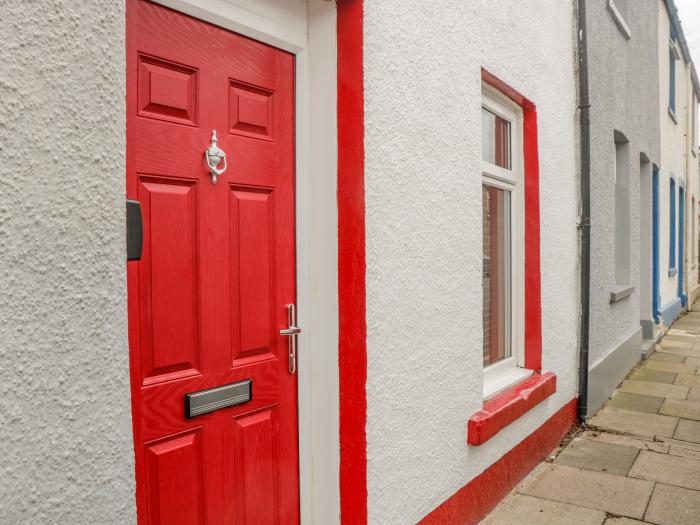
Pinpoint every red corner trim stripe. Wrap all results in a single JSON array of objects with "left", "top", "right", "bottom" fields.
[
  {"left": 481, "top": 68, "right": 543, "bottom": 372},
  {"left": 421, "top": 398, "right": 577, "bottom": 525},
  {"left": 468, "top": 372, "right": 556, "bottom": 446},
  {"left": 337, "top": 1, "right": 367, "bottom": 524}
]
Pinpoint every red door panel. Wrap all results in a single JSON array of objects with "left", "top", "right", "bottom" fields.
[
  {"left": 145, "top": 430, "right": 205, "bottom": 525},
  {"left": 138, "top": 177, "right": 200, "bottom": 385},
  {"left": 233, "top": 409, "right": 279, "bottom": 524},
  {"left": 126, "top": 1, "right": 298, "bottom": 523}
]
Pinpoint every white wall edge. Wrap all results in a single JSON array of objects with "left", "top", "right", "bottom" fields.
[{"left": 151, "top": 2, "right": 340, "bottom": 523}]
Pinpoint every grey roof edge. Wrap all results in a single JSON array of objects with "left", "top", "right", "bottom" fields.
[{"left": 664, "top": 0, "right": 700, "bottom": 95}]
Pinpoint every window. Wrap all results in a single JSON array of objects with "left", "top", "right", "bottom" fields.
[
  {"left": 670, "top": 177, "right": 677, "bottom": 274},
  {"left": 481, "top": 87, "right": 527, "bottom": 396},
  {"left": 614, "top": 132, "right": 630, "bottom": 286},
  {"left": 669, "top": 41, "right": 679, "bottom": 118}
]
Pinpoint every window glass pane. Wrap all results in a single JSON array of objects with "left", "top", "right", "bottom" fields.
[
  {"left": 482, "top": 185, "right": 512, "bottom": 367},
  {"left": 482, "top": 108, "right": 512, "bottom": 169}
]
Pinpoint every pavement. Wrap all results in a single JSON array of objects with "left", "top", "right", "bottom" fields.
[{"left": 480, "top": 306, "right": 700, "bottom": 525}]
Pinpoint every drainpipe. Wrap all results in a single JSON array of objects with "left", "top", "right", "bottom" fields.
[{"left": 577, "top": 0, "right": 592, "bottom": 423}]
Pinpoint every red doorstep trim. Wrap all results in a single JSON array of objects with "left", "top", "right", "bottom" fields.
[
  {"left": 481, "top": 68, "right": 543, "bottom": 372},
  {"left": 421, "top": 398, "right": 577, "bottom": 525},
  {"left": 468, "top": 372, "right": 557, "bottom": 446},
  {"left": 337, "top": 2, "right": 367, "bottom": 524}
]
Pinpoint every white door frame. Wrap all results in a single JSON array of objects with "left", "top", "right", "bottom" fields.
[{"left": 149, "top": 2, "right": 341, "bottom": 523}]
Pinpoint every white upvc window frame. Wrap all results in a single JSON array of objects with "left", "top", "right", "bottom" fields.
[{"left": 481, "top": 85, "right": 529, "bottom": 399}]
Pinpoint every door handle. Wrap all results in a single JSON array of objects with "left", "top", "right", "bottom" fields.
[{"left": 280, "top": 304, "right": 300, "bottom": 374}]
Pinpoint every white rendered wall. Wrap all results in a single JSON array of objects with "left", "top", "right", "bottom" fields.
[
  {"left": 685, "top": 81, "right": 699, "bottom": 304},
  {"left": 363, "top": 1, "right": 579, "bottom": 522},
  {"left": 0, "top": 1, "right": 135, "bottom": 523},
  {"left": 658, "top": 2, "right": 687, "bottom": 313}
]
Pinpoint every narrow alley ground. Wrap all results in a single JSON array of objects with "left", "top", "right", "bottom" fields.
[{"left": 480, "top": 304, "right": 700, "bottom": 525}]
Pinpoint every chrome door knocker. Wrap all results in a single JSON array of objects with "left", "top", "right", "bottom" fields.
[{"left": 205, "top": 129, "right": 227, "bottom": 184}]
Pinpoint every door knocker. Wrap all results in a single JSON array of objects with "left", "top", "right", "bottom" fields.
[{"left": 205, "top": 129, "right": 227, "bottom": 184}]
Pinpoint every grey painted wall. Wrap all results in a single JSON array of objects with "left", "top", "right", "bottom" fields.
[
  {"left": 586, "top": 0, "right": 661, "bottom": 409},
  {"left": 0, "top": 1, "right": 135, "bottom": 523}
]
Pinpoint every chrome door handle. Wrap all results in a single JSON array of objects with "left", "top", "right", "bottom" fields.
[{"left": 280, "top": 304, "right": 300, "bottom": 374}]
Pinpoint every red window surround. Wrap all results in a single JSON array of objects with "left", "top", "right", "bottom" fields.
[
  {"left": 469, "top": 69, "right": 555, "bottom": 446},
  {"left": 337, "top": 1, "right": 367, "bottom": 524}
]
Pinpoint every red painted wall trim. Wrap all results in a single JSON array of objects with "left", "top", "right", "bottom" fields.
[
  {"left": 482, "top": 68, "right": 543, "bottom": 372},
  {"left": 337, "top": 2, "right": 367, "bottom": 524},
  {"left": 421, "top": 399, "right": 577, "bottom": 525},
  {"left": 468, "top": 372, "right": 556, "bottom": 445}
]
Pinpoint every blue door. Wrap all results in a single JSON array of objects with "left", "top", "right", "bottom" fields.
[
  {"left": 652, "top": 167, "right": 660, "bottom": 320},
  {"left": 679, "top": 185, "right": 686, "bottom": 305}
]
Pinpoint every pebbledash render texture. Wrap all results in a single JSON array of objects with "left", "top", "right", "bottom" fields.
[
  {"left": 0, "top": 1, "right": 135, "bottom": 524},
  {"left": 584, "top": 0, "right": 661, "bottom": 417},
  {"left": 363, "top": 0, "right": 579, "bottom": 522},
  {"left": 7, "top": 1, "right": 700, "bottom": 524}
]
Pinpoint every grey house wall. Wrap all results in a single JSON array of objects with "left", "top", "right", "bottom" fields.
[
  {"left": 585, "top": 0, "right": 661, "bottom": 416},
  {"left": 0, "top": 1, "right": 136, "bottom": 523}
]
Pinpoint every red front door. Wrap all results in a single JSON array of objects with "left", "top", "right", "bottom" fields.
[{"left": 126, "top": 1, "right": 298, "bottom": 523}]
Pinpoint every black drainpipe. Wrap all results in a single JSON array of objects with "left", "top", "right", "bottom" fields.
[{"left": 577, "top": 0, "right": 591, "bottom": 423}]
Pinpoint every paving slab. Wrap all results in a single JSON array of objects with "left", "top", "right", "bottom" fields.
[
  {"left": 628, "top": 450, "right": 700, "bottom": 490},
  {"left": 644, "top": 483, "right": 700, "bottom": 525},
  {"left": 649, "top": 351, "right": 686, "bottom": 363},
  {"left": 643, "top": 360, "right": 697, "bottom": 374},
  {"left": 688, "top": 388, "right": 700, "bottom": 401},
  {"left": 663, "top": 334, "right": 697, "bottom": 342},
  {"left": 618, "top": 380, "right": 689, "bottom": 400},
  {"left": 630, "top": 368, "right": 677, "bottom": 384},
  {"left": 554, "top": 437, "right": 639, "bottom": 475},
  {"left": 607, "top": 392, "right": 664, "bottom": 414},
  {"left": 654, "top": 346, "right": 700, "bottom": 358},
  {"left": 669, "top": 444, "right": 700, "bottom": 460},
  {"left": 660, "top": 399, "right": 700, "bottom": 421},
  {"left": 479, "top": 494, "right": 606, "bottom": 525},
  {"left": 674, "top": 373, "right": 700, "bottom": 387},
  {"left": 660, "top": 339, "right": 694, "bottom": 349},
  {"left": 667, "top": 328, "right": 698, "bottom": 336},
  {"left": 604, "top": 518, "right": 652, "bottom": 525},
  {"left": 589, "top": 407, "right": 678, "bottom": 438},
  {"left": 670, "top": 321, "right": 700, "bottom": 329},
  {"left": 578, "top": 430, "right": 669, "bottom": 453},
  {"left": 674, "top": 419, "right": 700, "bottom": 443},
  {"left": 683, "top": 357, "right": 700, "bottom": 367},
  {"left": 517, "top": 464, "right": 653, "bottom": 519},
  {"left": 658, "top": 436, "right": 700, "bottom": 451}
]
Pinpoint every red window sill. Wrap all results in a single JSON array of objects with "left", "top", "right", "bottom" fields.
[{"left": 468, "top": 371, "right": 557, "bottom": 446}]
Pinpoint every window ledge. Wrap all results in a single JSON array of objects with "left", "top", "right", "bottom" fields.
[
  {"left": 610, "top": 284, "right": 635, "bottom": 303},
  {"left": 468, "top": 372, "right": 557, "bottom": 446},
  {"left": 483, "top": 366, "right": 533, "bottom": 399},
  {"left": 669, "top": 267, "right": 678, "bottom": 277},
  {"left": 669, "top": 107, "right": 678, "bottom": 123},
  {"left": 607, "top": 0, "right": 631, "bottom": 40}
]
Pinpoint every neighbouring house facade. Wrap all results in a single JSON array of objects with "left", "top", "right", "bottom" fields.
[
  {"left": 656, "top": 0, "right": 700, "bottom": 330},
  {"left": 682, "top": 64, "right": 700, "bottom": 308},
  {"left": 584, "top": 0, "right": 661, "bottom": 416},
  {"left": 582, "top": 0, "right": 700, "bottom": 417},
  {"left": 2, "top": 1, "right": 699, "bottom": 525}
]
